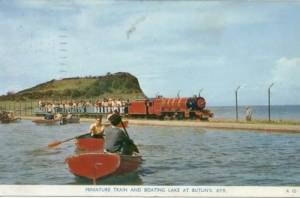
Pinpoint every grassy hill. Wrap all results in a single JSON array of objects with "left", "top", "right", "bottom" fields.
[{"left": 0, "top": 72, "right": 146, "bottom": 101}]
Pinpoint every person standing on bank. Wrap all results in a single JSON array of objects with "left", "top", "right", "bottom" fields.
[
  {"left": 245, "top": 106, "right": 253, "bottom": 121},
  {"left": 104, "top": 113, "right": 139, "bottom": 155}
]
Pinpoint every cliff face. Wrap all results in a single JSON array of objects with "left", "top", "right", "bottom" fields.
[{"left": 0, "top": 72, "right": 146, "bottom": 100}]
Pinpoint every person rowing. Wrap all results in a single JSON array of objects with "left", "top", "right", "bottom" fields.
[
  {"left": 104, "top": 113, "right": 139, "bottom": 155},
  {"left": 89, "top": 116, "right": 105, "bottom": 138}
]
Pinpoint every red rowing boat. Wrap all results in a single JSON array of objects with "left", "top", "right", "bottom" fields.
[
  {"left": 65, "top": 119, "right": 140, "bottom": 184},
  {"left": 66, "top": 133, "right": 141, "bottom": 183},
  {"left": 65, "top": 152, "right": 142, "bottom": 183},
  {"left": 32, "top": 119, "right": 59, "bottom": 124}
]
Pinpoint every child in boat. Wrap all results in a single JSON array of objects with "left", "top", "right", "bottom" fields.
[{"left": 89, "top": 116, "right": 105, "bottom": 137}]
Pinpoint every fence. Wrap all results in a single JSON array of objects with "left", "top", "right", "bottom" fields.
[{"left": 0, "top": 100, "right": 37, "bottom": 116}]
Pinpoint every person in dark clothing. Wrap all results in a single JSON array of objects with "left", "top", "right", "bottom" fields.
[
  {"left": 104, "top": 113, "right": 138, "bottom": 155},
  {"left": 104, "top": 127, "right": 127, "bottom": 153},
  {"left": 44, "top": 113, "right": 54, "bottom": 120}
]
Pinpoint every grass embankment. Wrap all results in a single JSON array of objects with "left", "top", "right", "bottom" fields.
[{"left": 0, "top": 72, "right": 146, "bottom": 101}]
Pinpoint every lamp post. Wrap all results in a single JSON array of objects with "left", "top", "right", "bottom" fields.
[
  {"left": 268, "top": 83, "right": 274, "bottom": 122},
  {"left": 235, "top": 85, "right": 241, "bottom": 121}
]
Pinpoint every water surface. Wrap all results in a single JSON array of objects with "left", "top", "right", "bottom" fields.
[{"left": 0, "top": 120, "right": 299, "bottom": 185}]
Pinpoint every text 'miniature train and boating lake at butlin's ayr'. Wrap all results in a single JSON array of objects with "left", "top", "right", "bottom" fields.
[{"left": 0, "top": 72, "right": 300, "bottom": 185}]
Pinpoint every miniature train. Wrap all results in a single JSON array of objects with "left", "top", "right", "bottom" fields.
[{"left": 127, "top": 96, "right": 213, "bottom": 120}]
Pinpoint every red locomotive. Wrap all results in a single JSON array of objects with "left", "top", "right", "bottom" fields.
[{"left": 128, "top": 96, "right": 213, "bottom": 120}]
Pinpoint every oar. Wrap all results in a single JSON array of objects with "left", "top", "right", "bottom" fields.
[
  {"left": 120, "top": 120, "right": 130, "bottom": 138},
  {"left": 48, "top": 133, "right": 90, "bottom": 148},
  {"left": 120, "top": 119, "right": 139, "bottom": 153}
]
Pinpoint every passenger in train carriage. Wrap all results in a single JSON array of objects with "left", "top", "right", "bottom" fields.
[
  {"left": 98, "top": 100, "right": 103, "bottom": 113},
  {"left": 103, "top": 99, "right": 109, "bottom": 113},
  {"left": 112, "top": 99, "right": 117, "bottom": 112},
  {"left": 108, "top": 98, "right": 113, "bottom": 113},
  {"left": 101, "top": 100, "right": 105, "bottom": 113}
]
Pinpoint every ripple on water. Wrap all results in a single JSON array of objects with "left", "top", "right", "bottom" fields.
[{"left": 25, "top": 148, "right": 62, "bottom": 157}]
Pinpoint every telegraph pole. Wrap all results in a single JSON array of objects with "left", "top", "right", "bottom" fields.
[{"left": 235, "top": 85, "right": 241, "bottom": 121}]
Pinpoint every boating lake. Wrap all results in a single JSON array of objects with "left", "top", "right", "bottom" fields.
[{"left": 0, "top": 120, "right": 300, "bottom": 185}]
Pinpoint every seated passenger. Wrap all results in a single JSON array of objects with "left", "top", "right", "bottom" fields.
[
  {"left": 104, "top": 113, "right": 138, "bottom": 155},
  {"left": 89, "top": 116, "right": 105, "bottom": 138}
]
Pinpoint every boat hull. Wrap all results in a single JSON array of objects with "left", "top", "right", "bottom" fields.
[
  {"left": 1, "top": 118, "right": 21, "bottom": 124},
  {"left": 62, "top": 117, "right": 80, "bottom": 124},
  {"left": 65, "top": 153, "right": 142, "bottom": 180},
  {"left": 75, "top": 137, "right": 104, "bottom": 152},
  {"left": 32, "top": 119, "right": 59, "bottom": 124}
]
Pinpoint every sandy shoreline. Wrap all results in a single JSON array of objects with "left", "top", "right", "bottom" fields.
[{"left": 21, "top": 116, "right": 300, "bottom": 133}]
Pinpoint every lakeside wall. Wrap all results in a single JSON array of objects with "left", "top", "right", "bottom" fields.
[{"left": 21, "top": 116, "right": 300, "bottom": 133}]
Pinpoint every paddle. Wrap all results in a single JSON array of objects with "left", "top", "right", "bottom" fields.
[
  {"left": 120, "top": 119, "right": 139, "bottom": 153},
  {"left": 48, "top": 133, "right": 90, "bottom": 148}
]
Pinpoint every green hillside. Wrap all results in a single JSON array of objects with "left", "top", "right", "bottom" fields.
[{"left": 0, "top": 72, "right": 146, "bottom": 101}]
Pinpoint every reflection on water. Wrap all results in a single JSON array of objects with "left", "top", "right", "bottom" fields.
[
  {"left": 0, "top": 120, "right": 300, "bottom": 185},
  {"left": 26, "top": 148, "right": 62, "bottom": 157},
  {"left": 69, "top": 172, "right": 143, "bottom": 185}
]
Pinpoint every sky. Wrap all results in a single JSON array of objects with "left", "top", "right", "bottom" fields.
[{"left": 0, "top": 0, "right": 299, "bottom": 106}]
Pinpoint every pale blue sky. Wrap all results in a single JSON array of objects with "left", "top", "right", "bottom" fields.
[{"left": 0, "top": 0, "right": 299, "bottom": 106}]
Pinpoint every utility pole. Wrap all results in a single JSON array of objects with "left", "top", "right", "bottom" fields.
[
  {"left": 268, "top": 83, "right": 274, "bottom": 122},
  {"left": 235, "top": 85, "right": 241, "bottom": 121}
]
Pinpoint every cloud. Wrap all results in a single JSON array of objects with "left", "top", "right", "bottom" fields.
[
  {"left": 0, "top": 1, "right": 299, "bottom": 105},
  {"left": 16, "top": 0, "right": 108, "bottom": 11},
  {"left": 272, "top": 57, "right": 300, "bottom": 89}
]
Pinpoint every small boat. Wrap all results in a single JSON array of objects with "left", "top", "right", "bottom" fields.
[
  {"left": 64, "top": 117, "right": 139, "bottom": 184},
  {"left": 1, "top": 117, "right": 21, "bottom": 124},
  {"left": 0, "top": 111, "right": 21, "bottom": 124},
  {"left": 65, "top": 152, "right": 142, "bottom": 184},
  {"left": 61, "top": 117, "right": 80, "bottom": 125},
  {"left": 32, "top": 119, "right": 59, "bottom": 125}
]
